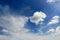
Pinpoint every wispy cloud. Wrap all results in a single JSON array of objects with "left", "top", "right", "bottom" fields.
[{"left": 47, "top": 0, "right": 55, "bottom": 3}]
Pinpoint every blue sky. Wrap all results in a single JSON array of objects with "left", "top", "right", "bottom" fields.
[{"left": 0, "top": 0, "right": 60, "bottom": 40}]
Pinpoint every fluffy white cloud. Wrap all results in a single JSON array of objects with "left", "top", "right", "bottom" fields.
[
  {"left": 48, "top": 16, "right": 59, "bottom": 25},
  {"left": 30, "top": 11, "right": 46, "bottom": 25},
  {"left": 56, "top": 26, "right": 60, "bottom": 34},
  {"left": 48, "top": 28, "right": 55, "bottom": 33},
  {"left": 47, "top": 25, "right": 60, "bottom": 34}
]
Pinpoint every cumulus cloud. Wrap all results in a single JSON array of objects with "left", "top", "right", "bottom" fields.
[
  {"left": 48, "top": 16, "right": 60, "bottom": 25},
  {"left": 48, "top": 28, "right": 55, "bottom": 33},
  {"left": 47, "top": 25, "right": 60, "bottom": 34},
  {"left": 56, "top": 26, "right": 60, "bottom": 34},
  {"left": 30, "top": 11, "right": 46, "bottom": 25}
]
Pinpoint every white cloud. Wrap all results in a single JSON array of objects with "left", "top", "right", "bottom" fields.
[
  {"left": 47, "top": 0, "right": 55, "bottom": 3},
  {"left": 14, "top": 33, "right": 60, "bottom": 40},
  {"left": 0, "top": 36, "right": 10, "bottom": 40},
  {"left": 0, "top": 31, "right": 60, "bottom": 40},
  {"left": 48, "top": 28, "right": 55, "bottom": 33},
  {"left": 0, "top": 15, "right": 29, "bottom": 33},
  {"left": 52, "top": 16, "right": 60, "bottom": 19},
  {"left": 48, "top": 19, "right": 59, "bottom": 24},
  {"left": 56, "top": 26, "right": 60, "bottom": 34},
  {"left": 30, "top": 11, "right": 46, "bottom": 25},
  {"left": 0, "top": 35, "right": 21, "bottom": 40},
  {"left": 48, "top": 16, "right": 59, "bottom": 25},
  {"left": 2, "top": 29, "right": 9, "bottom": 33},
  {"left": 47, "top": 25, "right": 60, "bottom": 34}
]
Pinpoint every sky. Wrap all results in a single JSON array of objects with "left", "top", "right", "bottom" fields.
[{"left": 0, "top": 0, "right": 60, "bottom": 40}]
